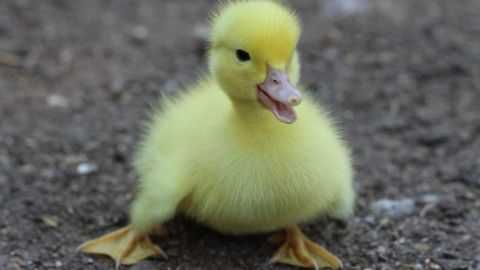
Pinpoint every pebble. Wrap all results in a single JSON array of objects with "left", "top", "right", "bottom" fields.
[
  {"left": 370, "top": 198, "right": 415, "bottom": 218},
  {"left": 163, "top": 79, "right": 179, "bottom": 95},
  {"left": 59, "top": 49, "right": 73, "bottom": 64},
  {"left": 110, "top": 77, "right": 124, "bottom": 93},
  {"left": 0, "top": 155, "right": 10, "bottom": 169},
  {"left": 131, "top": 25, "right": 148, "bottom": 43},
  {"left": 0, "top": 51, "right": 22, "bottom": 67},
  {"left": 40, "top": 168, "right": 55, "bottom": 180},
  {"left": 0, "top": 255, "right": 7, "bottom": 269},
  {"left": 47, "top": 94, "right": 69, "bottom": 108},
  {"left": 193, "top": 24, "right": 209, "bottom": 41},
  {"left": 82, "top": 257, "right": 94, "bottom": 264},
  {"left": 419, "top": 194, "right": 442, "bottom": 204},
  {"left": 323, "top": 0, "right": 368, "bottom": 17},
  {"left": 414, "top": 264, "right": 424, "bottom": 270},
  {"left": 0, "top": 175, "right": 6, "bottom": 186},
  {"left": 20, "top": 164, "right": 35, "bottom": 174},
  {"left": 364, "top": 215, "right": 375, "bottom": 224},
  {"left": 377, "top": 246, "right": 387, "bottom": 255},
  {"left": 40, "top": 215, "right": 59, "bottom": 228},
  {"left": 414, "top": 243, "right": 430, "bottom": 253},
  {"left": 109, "top": 77, "right": 125, "bottom": 100},
  {"left": 76, "top": 163, "right": 98, "bottom": 175}
]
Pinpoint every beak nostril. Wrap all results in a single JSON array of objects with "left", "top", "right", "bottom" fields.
[
  {"left": 272, "top": 79, "right": 280, "bottom": 85},
  {"left": 289, "top": 96, "right": 301, "bottom": 105}
]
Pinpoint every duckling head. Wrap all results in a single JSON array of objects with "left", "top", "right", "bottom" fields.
[{"left": 209, "top": 0, "right": 302, "bottom": 124}]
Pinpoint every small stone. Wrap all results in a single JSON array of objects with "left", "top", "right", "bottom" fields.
[
  {"left": 414, "top": 243, "right": 430, "bottom": 253},
  {"left": 109, "top": 77, "right": 125, "bottom": 100},
  {"left": 40, "top": 168, "right": 55, "bottom": 180},
  {"left": 420, "top": 194, "right": 442, "bottom": 204},
  {"left": 55, "top": 261, "right": 62, "bottom": 267},
  {"left": 193, "top": 24, "right": 209, "bottom": 59},
  {"left": 193, "top": 24, "right": 209, "bottom": 41},
  {"left": 396, "top": 237, "right": 406, "bottom": 244},
  {"left": 0, "top": 155, "right": 10, "bottom": 169},
  {"left": 65, "top": 155, "right": 86, "bottom": 165},
  {"left": 163, "top": 79, "right": 179, "bottom": 95},
  {"left": 0, "top": 175, "right": 6, "bottom": 186},
  {"left": 20, "top": 164, "right": 35, "bottom": 174},
  {"left": 370, "top": 198, "right": 415, "bottom": 218},
  {"left": 323, "top": 0, "right": 369, "bottom": 17},
  {"left": 0, "top": 51, "right": 22, "bottom": 67},
  {"left": 376, "top": 217, "right": 390, "bottom": 229},
  {"left": 464, "top": 191, "right": 475, "bottom": 200},
  {"left": 76, "top": 163, "right": 98, "bottom": 175},
  {"left": 414, "top": 263, "right": 424, "bottom": 270},
  {"left": 47, "top": 94, "right": 69, "bottom": 108},
  {"left": 40, "top": 215, "right": 59, "bottom": 228},
  {"left": 397, "top": 73, "right": 415, "bottom": 88},
  {"left": 131, "top": 25, "right": 148, "bottom": 43},
  {"left": 364, "top": 215, "right": 375, "bottom": 224},
  {"left": 113, "top": 143, "right": 128, "bottom": 162},
  {"left": 82, "top": 257, "right": 94, "bottom": 264},
  {"left": 110, "top": 77, "right": 124, "bottom": 92},
  {"left": 59, "top": 49, "right": 73, "bottom": 64},
  {"left": 377, "top": 246, "right": 387, "bottom": 255}
]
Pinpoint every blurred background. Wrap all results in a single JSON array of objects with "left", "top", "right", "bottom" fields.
[{"left": 0, "top": 0, "right": 479, "bottom": 269}]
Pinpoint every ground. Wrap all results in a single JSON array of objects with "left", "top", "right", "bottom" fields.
[{"left": 0, "top": 0, "right": 479, "bottom": 269}]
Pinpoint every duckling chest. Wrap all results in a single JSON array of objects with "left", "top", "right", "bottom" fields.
[{"left": 184, "top": 152, "right": 334, "bottom": 233}]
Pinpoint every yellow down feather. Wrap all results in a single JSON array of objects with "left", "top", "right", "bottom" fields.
[{"left": 130, "top": 0, "right": 355, "bottom": 235}]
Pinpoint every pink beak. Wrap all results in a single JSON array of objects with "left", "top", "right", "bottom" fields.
[{"left": 257, "top": 66, "right": 302, "bottom": 124}]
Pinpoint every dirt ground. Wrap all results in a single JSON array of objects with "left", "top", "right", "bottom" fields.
[{"left": 1, "top": 0, "right": 479, "bottom": 269}]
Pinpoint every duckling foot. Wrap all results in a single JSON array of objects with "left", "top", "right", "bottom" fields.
[
  {"left": 268, "top": 225, "right": 342, "bottom": 270},
  {"left": 78, "top": 225, "right": 167, "bottom": 269}
]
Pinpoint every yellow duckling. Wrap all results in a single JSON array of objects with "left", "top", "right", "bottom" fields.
[{"left": 79, "top": 1, "right": 355, "bottom": 269}]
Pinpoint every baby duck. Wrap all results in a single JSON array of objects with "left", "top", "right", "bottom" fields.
[{"left": 79, "top": 1, "right": 355, "bottom": 269}]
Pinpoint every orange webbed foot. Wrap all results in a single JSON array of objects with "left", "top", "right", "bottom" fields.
[
  {"left": 268, "top": 225, "right": 343, "bottom": 270},
  {"left": 78, "top": 225, "right": 167, "bottom": 269}
]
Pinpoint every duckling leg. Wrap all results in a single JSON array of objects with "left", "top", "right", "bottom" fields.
[
  {"left": 78, "top": 225, "right": 166, "bottom": 269},
  {"left": 269, "top": 225, "right": 342, "bottom": 270}
]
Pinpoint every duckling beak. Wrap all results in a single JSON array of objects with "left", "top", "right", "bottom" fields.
[{"left": 257, "top": 67, "right": 302, "bottom": 124}]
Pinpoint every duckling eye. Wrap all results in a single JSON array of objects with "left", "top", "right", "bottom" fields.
[{"left": 236, "top": 49, "right": 251, "bottom": 62}]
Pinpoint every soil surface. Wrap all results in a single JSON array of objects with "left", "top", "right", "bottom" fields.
[{"left": 1, "top": 0, "right": 479, "bottom": 269}]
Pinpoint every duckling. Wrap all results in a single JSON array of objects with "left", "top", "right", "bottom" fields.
[{"left": 78, "top": 1, "right": 355, "bottom": 269}]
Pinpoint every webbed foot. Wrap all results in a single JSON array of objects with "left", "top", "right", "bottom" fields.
[
  {"left": 78, "top": 225, "right": 167, "bottom": 269},
  {"left": 269, "top": 225, "right": 342, "bottom": 269}
]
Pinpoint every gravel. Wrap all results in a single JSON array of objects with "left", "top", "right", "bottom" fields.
[{"left": 0, "top": 0, "right": 479, "bottom": 269}]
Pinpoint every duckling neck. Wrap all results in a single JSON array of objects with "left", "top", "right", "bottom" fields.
[{"left": 230, "top": 99, "right": 281, "bottom": 130}]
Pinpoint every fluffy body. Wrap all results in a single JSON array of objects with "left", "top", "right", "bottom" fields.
[
  {"left": 79, "top": 2, "right": 355, "bottom": 268},
  {"left": 129, "top": 0, "right": 354, "bottom": 236},
  {"left": 131, "top": 78, "right": 354, "bottom": 235}
]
